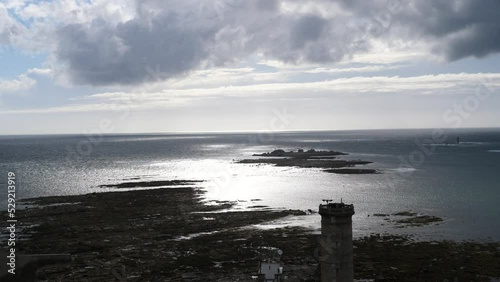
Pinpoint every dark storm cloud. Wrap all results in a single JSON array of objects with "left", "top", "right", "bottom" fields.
[
  {"left": 443, "top": 24, "right": 500, "bottom": 61},
  {"left": 394, "top": 0, "right": 500, "bottom": 61},
  {"left": 335, "top": 0, "right": 500, "bottom": 61},
  {"left": 256, "top": 0, "right": 279, "bottom": 11},
  {"left": 56, "top": 14, "right": 214, "bottom": 86},
  {"left": 54, "top": 1, "right": 364, "bottom": 86},
  {"left": 51, "top": 0, "right": 500, "bottom": 86},
  {"left": 290, "top": 15, "right": 326, "bottom": 49}
]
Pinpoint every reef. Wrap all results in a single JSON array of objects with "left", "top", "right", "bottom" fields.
[
  {"left": 99, "top": 180, "right": 203, "bottom": 189},
  {"left": 252, "top": 149, "right": 346, "bottom": 158},
  {"left": 237, "top": 149, "right": 377, "bottom": 174},
  {"left": 324, "top": 168, "right": 378, "bottom": 174}
]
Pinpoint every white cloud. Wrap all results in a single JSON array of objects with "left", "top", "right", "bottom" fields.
[
  {"left": 3, "top": 0, "right": 25, "bottom": 10},
  {"left": 4, "top": 72, "right": 498, "bottom": 114},
  {"left": 0, "top": 3, "right": 24, "bottom": 46},
  {"left": 26, "top": 68, "right": 53, "bottom": 76},
  {"left": 303, "top": 65, "right": 403, "bottom": 74},
  {"left": 0, "top": 68, "right": 52, "bottom": 96},
  {"left": 349, "top": 50, "right": 429, "bottom": 65},
  {"left": 0, "top": 73, "right": 35, "bottom": 94},
  {"left": 83, "top": 72, "right": 500, "bottom": 100}
]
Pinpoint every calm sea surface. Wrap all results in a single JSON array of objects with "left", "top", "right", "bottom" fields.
[{"left": 1, "top": 128, "right": 499, "bottom": 240}]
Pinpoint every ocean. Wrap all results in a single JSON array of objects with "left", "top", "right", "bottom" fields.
[{"left": 1, "top": 128, "right": 499, "bottom": 241}]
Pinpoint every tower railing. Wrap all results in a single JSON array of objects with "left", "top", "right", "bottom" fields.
[{"left": 318, "top": 203, "right": 355, "bottom": 216}]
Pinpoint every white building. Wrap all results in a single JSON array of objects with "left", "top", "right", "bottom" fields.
[{"left": 258, "top": 261, "right": 283, "bottom": 282}]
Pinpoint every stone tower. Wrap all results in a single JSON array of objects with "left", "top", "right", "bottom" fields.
[{"left": 318, "top": 200, "right": 355, "bottom": 282}]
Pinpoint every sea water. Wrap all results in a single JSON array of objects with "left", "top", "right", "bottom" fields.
[{"left": 0, "top": 128, "right": 499, "bottom": 240}]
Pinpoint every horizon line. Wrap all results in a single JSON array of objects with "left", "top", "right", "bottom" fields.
[{"left": 1, "top": 126, "right": 500, "bottom": 137}]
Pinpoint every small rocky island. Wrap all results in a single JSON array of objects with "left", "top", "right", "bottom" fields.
[
  {"left": 237, "top": 149, "right": 378, "bottom": 174},
  {"left": 99, "top": 180, "right": 203, "bottom": 189}
]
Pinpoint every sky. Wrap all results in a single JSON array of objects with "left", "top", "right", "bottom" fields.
[{"left": 0, "top": 0, "right": 499, "bottom": 135}]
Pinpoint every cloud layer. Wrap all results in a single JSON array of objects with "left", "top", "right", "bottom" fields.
[{"left": 3, "top": 0, "right": 500, "bottom": 86}]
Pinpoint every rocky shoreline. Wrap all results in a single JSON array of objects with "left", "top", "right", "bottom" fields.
[
  {"left": 1, "top": 184, "right": 499, "bottom": 281},
  {"left": 372, "top": 212, "right": 444, "bottom": 228}
]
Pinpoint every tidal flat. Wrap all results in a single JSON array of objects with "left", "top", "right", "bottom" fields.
[{"left": 1, "top": 185, "right": 499, "bottom": 281}]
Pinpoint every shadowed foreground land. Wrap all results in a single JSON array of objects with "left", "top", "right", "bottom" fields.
[{"left": 1, "top": 187, "right": 499, "bottom": 281}]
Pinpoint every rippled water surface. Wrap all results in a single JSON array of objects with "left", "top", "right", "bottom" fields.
[{"left": 1, "top": 128, "right": 499, "bottom": 240}]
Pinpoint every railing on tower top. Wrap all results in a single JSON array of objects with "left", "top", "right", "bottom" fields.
[{"left": 318, "top": 203, "right": 355, "bottom": 216}]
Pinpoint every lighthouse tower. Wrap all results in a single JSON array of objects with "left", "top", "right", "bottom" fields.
[{"left": 318, "top": 199, "right": 355, "bottom": 282}]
